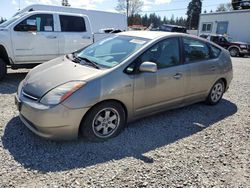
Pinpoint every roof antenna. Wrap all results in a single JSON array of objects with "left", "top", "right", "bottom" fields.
[{"left": 18, "top": 0, "right": 20, "bottom": 11}]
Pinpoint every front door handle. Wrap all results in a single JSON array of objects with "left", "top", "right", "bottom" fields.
[
  {"left": 82, "top": 36, "right": 91, "bottom": 39},
  {"left": 173, "top": 73, "right": 182, "bottom": 79},
  {"left": 210, "top": 66, "right": 216, "bottom": 71}
]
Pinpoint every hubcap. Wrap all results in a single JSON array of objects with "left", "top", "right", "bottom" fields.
[
  {"left": 211, "top": 83, "right": 224, "bottom": 103},
  {"left": 92, "top": 108, "right": 120, "bottom": 138},
  {"left": 230, "top": 49, "right": 238, "bottom": 57}
]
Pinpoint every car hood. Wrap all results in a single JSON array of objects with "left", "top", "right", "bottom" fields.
[
  {"left": 231, "top": 41, "right": 249, "bottom": 45},
  {"left": 22, "top": 56, "right": 103, "bottom": 98}
]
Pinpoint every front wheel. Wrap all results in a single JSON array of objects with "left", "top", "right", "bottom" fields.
[
  {"left": 206, "top": 80, "right": 225, "bottom": 105},
  {"left": 0, "top": 58, "right": 7, "bottom": 80},
  {"left": 229, "top": 47, "right": 239, "bottom": 57},
  {"left": 80, "top": 101, "right": 126, "bottom": 142}
]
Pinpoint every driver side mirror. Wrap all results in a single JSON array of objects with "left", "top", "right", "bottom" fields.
[{"left": 139, "top": 62, "right": 157, "bottom": 73}]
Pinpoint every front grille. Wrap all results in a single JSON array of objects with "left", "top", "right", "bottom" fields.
[{"left": 22, "top": 90, "right": 39, "bottom": 101}]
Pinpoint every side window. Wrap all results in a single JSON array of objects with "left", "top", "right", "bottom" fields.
[
  {"left": 183, "top": 37, "right": 210, "bottom": 62},
  {"left": 220, "top": 37, "right": 227, "bottom": 43},
  {"left": 59, "top": 15, "right": 86, "bottom": 32},
  {"left": 14, "top": 14, "right": 54, "bottom": 32},
  {"left": 211, "top": 36, "right": 219, "bottom": 43},
  {"left": 210, "top": 44, "right": 221, "bottom": 58},
  {"left": 139, "top": 38, "right": 180, "bottom": 69}
]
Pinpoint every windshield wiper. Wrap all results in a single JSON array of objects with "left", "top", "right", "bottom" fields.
[{"left": 77, "top": 56, "right": 100, "bottom": 69}]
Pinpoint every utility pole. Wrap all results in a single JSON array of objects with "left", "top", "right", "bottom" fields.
[{"left": 126, "top": 0, "right": 129, "bottom": 20}]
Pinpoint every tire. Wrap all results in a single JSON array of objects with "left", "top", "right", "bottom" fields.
[
  {"left": 0, "top": 58, "right": 7, "bottom": 81},
  {"left": 80, "top": 101, "right": 126, "bottom": 142},
  {"left": 229, "top": 47, "right": 239, "bottom": 57},
  {"left": 206, "top": 79, "right": 225, "bottom": 105}
]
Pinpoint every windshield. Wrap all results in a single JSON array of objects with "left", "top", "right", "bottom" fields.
[
  {"left": 0, "top": 13, "right": 26, "bottom": 28},
  {"left": 77, "top": 35, "right": 149, "bottom": 68},
  {"left": 226, "top": 36, "right": 233, "bottom": 42}
]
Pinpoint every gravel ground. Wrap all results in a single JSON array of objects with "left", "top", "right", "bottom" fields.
[{"left": 0, "top": 58, "right": 249, "bottom": 187}]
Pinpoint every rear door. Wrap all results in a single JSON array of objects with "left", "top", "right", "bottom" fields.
[
  {"left": 57, "top": 14, "right": 93, "bottom": 55},
  {"left": 182, "top": 37, "right": 218, "bottom": 101},
  {"left": 11, "top": 13, "right": 58, "bottom": 63},
  {"left": 133, "top": 37, "right": 189, "bottom": 116}
]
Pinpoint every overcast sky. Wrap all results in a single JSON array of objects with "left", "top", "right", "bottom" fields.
[{"left": 0, "top": 0, "right": 230, "bottom": 19}]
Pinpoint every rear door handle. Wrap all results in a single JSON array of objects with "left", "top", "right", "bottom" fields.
[
  {"left": 173, "top": 73, "right": 182, "bottom": 79},
  {"left": 47, "top": 36, "right": 57, "bottom": 39}
]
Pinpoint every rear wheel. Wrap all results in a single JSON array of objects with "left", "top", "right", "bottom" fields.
[
  {"left": 229, "top": 47, "right": 239, "bottom": 57},
  {"left": 0, "top": 58, "right": 7, "bottom": 81},
  {"left": 80, "top": 101, "right": 126, "bottom": 142},
  {"left": 206, "top": 80, "right": 225, "bottom": 105}
]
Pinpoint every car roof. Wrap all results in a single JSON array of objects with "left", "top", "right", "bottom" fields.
[
  {"left": 117, "top": 31, "right": 187, "bottom": 40},
  {"left": 200, "top": 33, "right": 223, "bottom": 37}
]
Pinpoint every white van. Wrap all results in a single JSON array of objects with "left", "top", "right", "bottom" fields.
[{"left": 0, "top": 6, "right": 127, "bottom": 80}]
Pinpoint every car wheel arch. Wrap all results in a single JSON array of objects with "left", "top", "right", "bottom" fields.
[
  {"left": 0, "top": 45, "right": 10, "bottom": 65},
  {"left": 78, "top": 99, "right": 128, "bottom": 134},
  {"left": 228, "top": 45, "right": 240, "bottom": 53}
]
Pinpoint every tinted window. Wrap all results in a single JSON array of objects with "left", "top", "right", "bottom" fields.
[
  {"left": 202, "top": 23, "right": 212, "bottom": 32},
  {"left": 210, "top": 45, "right": 221, "bottom": 58},
  {"left": 14, "top": 14, "right": 54, "bottom": 32},
  {"left": 140, "top": 37, "right": 180, "bottom": 69},
  {"left": 60, "top": 15, "right": 86, "bottom": 32},
  {"left": 183, "top": 37, "right": 210, "bottom": 62},
  {"left": 210, "top": 36, "right": 217, "bottom": 42}
]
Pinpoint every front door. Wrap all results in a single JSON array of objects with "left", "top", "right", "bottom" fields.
[
  {"left": 11, "top": 13, "right": 58, "bottom": 64},
  {"left": 133, "top": 37, "right": 188, "bottom": 116}
]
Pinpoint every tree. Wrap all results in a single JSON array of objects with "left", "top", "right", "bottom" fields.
[
  {"left": 62, "top": 0, "right": 70, "bottom": 6},
  {"left": 186, "top": 0, "right": 202, "bottom": 30},
  {"left": 216, "top": 3, "right": 232, "bottom": 12},
  {"left": 231, "top": 0, "right": 241, "bottom": 10},
  {"left": 232, "top": 0, "right": 250, "bottom": 10},
  {"left": 115, "top": 0, "right": 143, "bottom": 16}
]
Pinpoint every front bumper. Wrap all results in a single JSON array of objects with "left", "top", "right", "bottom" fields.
[
  {"left": 15, "top": 93, "right": 90, "bottom": 141},
  {"left": 239, "top": 49, "right": 250, "bottom": 55}
]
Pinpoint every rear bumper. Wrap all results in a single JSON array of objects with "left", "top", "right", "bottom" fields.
[{"left": 15, "top": 94, "right": 89, "bottom": 141}]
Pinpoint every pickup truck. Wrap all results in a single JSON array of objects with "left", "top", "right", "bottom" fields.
[
  {"left": 0, "top": 11, "right": 114, "bottom": 80},
  {"left": 199, "top": 34, "right": 250, "bottom": 57}
]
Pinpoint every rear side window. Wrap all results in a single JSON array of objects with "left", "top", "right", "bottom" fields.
[
  {"left": 183, "top": 37, "right": 210, "bottom": 62},
  {"left": 59, "top": 15, "right": 86, "bottom": 32},
  {"left": 210, "top": 45, "right": 221, "bottom": 58}
]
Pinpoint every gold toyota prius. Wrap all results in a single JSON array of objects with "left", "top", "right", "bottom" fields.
[{"left": 15, "top": 31, "right": 233, "bottom": 141}]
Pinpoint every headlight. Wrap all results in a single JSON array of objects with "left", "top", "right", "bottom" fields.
[
  {"left": 40, "top": 81, "right": 86, "bottom": 105},
  {"left": 240, "top": 45, "right": 247, "bottom": 49}
]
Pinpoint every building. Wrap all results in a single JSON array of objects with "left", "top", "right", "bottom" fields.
[{"left": 198, "top": 9, "right": 250, "bottom": 43}]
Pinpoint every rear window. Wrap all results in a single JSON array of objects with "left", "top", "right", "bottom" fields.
[{"left": 59, "top": 15, "right": 86, "bottom": 32}]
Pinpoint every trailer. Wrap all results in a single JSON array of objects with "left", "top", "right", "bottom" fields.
[{"left": 198, "top": 9, "right": 250, "bottom": 43}]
